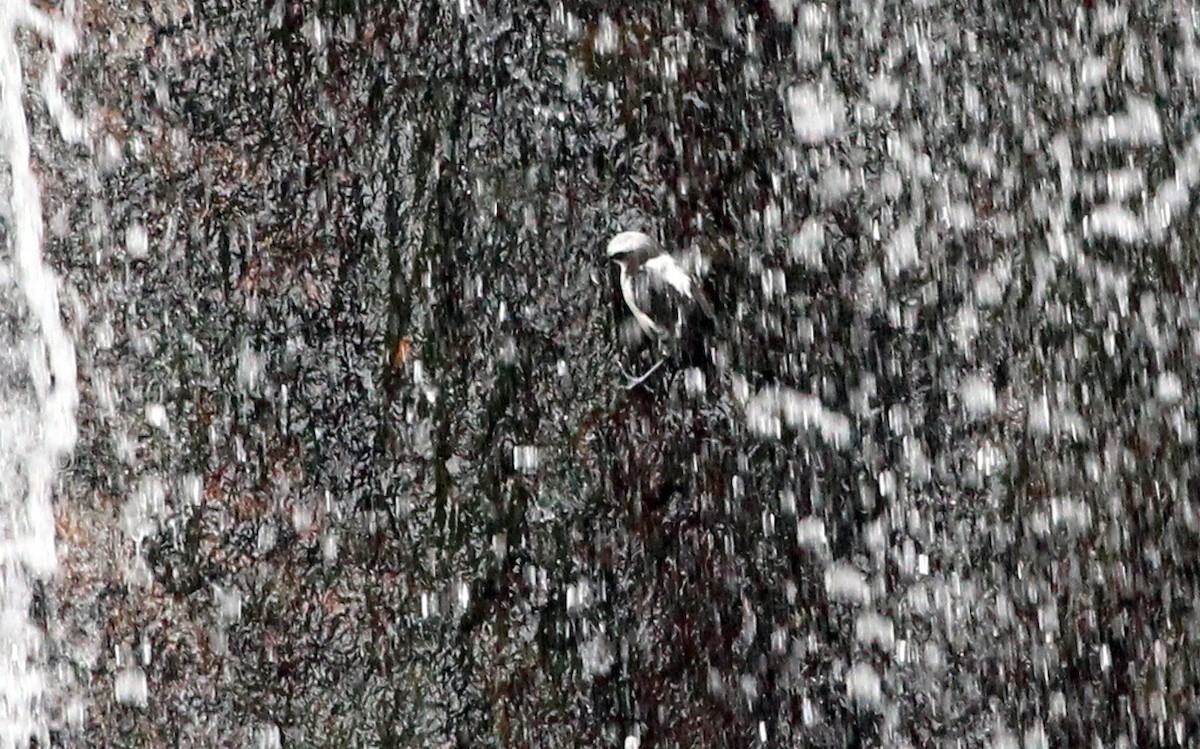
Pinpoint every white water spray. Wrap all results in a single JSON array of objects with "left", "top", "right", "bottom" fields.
[{"left": 0, "top": 3, "right": 83, "bottom": 747}]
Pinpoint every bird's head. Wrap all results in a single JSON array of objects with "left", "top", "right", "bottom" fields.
[{"left": 605, "top": 231, "right": 660, "bottom": 271}]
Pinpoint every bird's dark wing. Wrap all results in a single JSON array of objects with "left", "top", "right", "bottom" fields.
[{"left": 629, "top": 268, "right": 693, "bottom": 335}]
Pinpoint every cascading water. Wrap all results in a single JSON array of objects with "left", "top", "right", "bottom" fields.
[
  {"left": 0, "top": 4, "right": 81, "bottom": 747},
  {"left": 3, "top": 1, "right": 1200, "bottom": 747}
]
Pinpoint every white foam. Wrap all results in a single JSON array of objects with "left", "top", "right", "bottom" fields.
[
  {"left": 846, "top": 662, "right": 883, "bottom": 707},
  {"left": 1084, "top": 203, "right": 1144, "bottom": 242},
  {"left": 0, "top": 5, "right": 83, "bottom": 746},
  {"left": 746, "top": 385, "right": 854, "bottom": 447},
  {"left": 786, "top": 83, "right": 846, "bottom": 143},
  {"left": 959, "top": 374, "right": 997, "bottom": 419},
  {"left": 885, "top": 222, "right": 919, "bottom": 276},
  {"left": 1081, "top": 96, "right": 1163, "bottom": 148},
  {"left": 824, "top": 562, "right": 871, "bottom": 605}
]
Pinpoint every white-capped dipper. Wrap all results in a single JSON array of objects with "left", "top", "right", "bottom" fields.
[{"left": 606, "top": 231, "right": 714, "bottom": 386}]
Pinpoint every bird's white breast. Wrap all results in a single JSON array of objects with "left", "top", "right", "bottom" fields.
[{"left": 619, "top": 272, "right": 663, "bottom": 335}]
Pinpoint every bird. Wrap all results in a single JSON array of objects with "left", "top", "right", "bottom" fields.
[{"left": 605, "top": 231, "right": 714, "bottom": 387}]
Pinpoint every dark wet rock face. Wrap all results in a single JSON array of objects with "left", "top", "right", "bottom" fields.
[{"left": 11, "top": 0, "right": 1199, "bottom": 746}]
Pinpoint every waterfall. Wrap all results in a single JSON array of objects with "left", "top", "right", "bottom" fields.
[{"left": 0, "top": 3, "right": 81, "bottom": 747}]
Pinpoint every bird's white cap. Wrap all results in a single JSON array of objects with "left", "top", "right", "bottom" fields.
[{"left": 606, "top": 231, "right": 657, "bottom": 258}]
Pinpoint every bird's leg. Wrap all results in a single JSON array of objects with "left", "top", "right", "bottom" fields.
[
  {"left": 621, "top": 357, "right": 666, "bottom": 390},
  {"left": 611, "top": 353, "right": 647, "bottom": 383}
]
